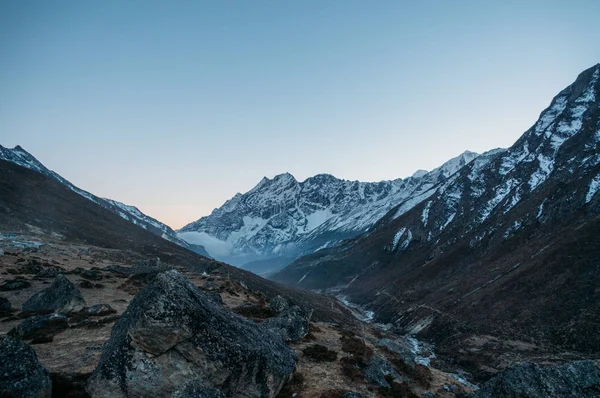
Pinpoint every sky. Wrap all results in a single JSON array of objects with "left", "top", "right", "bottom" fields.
[{"left": 1, "top": 1, "right": 599, "bottom": 229}]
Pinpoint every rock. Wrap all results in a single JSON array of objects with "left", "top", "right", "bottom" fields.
[
  {"left": 421, "top": 393, "right": 437, "bottom": 398},
  {"left": 376, "top": 338, "right": 417, "bottom": 367},
  {"left": 0, "top": 278, "right": 31, "bottom": 291},
  {"left": 0, "top": 335, "right": 52, "bottom": 397},
  {"left": 81, "top": 269, "right": 103, "bottom": 280},
  {"left": 84, "top": 304, "right": 117, "bottom": 316},
  {"left": 86, "top": 270, "right": 297, "bottom": 398},
  {"left": 474, "top": 360, "right": 600, "bottom": 398},
  {"left": 9, "top": 313, "right": 69, "bottom": 341},
  {"left": 202, "top": 280, "right": 220, "bottom": 291},
  {"left": 0, "top": 296, "right": 12, "bottom": 314},
  {"left": 172, "top": 380, "right": 226, "bottom": 398},
  {"left": 363, "top": 356, "right": 403, "bottom": 388},
  {"left": 269, "top": 295, "right": 289, "bottom": 313},
  {"left": 263, "top": 305, "right": 310, "bottom": 342},
  {"left": 206, "top": 291, "right": 223, "bottom": 305},
  {"left": 79, "top": 280, "right": 95, "bottom": 289},
  {"left": 22, "top": 274, "right": 86, "bottom": 314},
  {"left": 37, "top": 267, "right": 59, "bottom": 278},
  {"left": 343, "top": 393, "right": 367, "bottom": 398}
]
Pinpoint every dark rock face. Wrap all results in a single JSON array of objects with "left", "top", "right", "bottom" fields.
[
  {"left": 0, "top": 335, "right": 52, "bottom": 397},
  {"left": 473, "top": 360, "right": 600, "bottom": 398},
  {"left": 86, "top": 270, "right": 297, "bottom": 398},
  {"left": 269, "top": 295, "right": 289, "bottom": 313},
  {"left": 9, "top": 313, "right": 69, "bottom": 342},
  {"left": 263, "top": 305, "right": 310, "bottom": 342},
  {"left": 22, "top": 274, "right": 85, "bottom": 314},
  {"left": 83, "top": 304, "right": 116, "bottom": 317}
]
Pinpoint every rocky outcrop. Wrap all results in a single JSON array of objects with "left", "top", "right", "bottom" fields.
[
  {"left": 22, "top": 274, "right": 85, "bottom": 314},
  {"left": 0, "top": 335, "right": 52, "bottom": 397},
  {"left": 86, "top": 270, "right": 297, "bottom": 398},
  {"left": 473, "top": 360, "right": 600, "bottom": 398},
  {"left": 263, "top": 305, "right": 310, "bottom": 342}
]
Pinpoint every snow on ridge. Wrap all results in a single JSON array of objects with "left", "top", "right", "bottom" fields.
[
  {"left": 421, "top": 201, "right": 432, "bottom": 226},
  {"left": 391, "top": 227, "right": 412, "bottom": 251},
  {"left": 480, "top": 178, "right": 518, "bottom": 222},
  {"left": 529, "top": 154, "right": 554, "bottom": 191},
  {"left": 586, "top": 174, "right": 600, "bottom": 204}
]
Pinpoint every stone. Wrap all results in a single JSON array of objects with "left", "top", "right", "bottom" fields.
[
  {"left": 0, "top": 279, "right": 31, "bottom": 291},
  {"left": 86, "top": 270, "right": 297, "bottom": 398},
  {"left": 84, "top": 304, "right": 117, "bottom": 316},
  {"left": 263, "top": 305, "right": 310, "bottom": 342},
  {"left": 9, "top": 313, "right": 69, "bottom": 341},
  {"left": 22, "top": 274, "right": 86, "bottom": 314},
  {"left": 0, "top": 296, "right": 12, "bottom": 314},
  {"left": 172, "top": 380, "right": 226, "bottom": 398},
  {"left": 0, "top": 335, "right": 52, "bottom": 397},
  {"left": 363, "top": 356, "right": 403, "bottom": 388},
  {"left": 269, "top": 295, "right": 289, "bottom": 313},
  {"left": 376, "top": 338, "right": 417, "bottom": 367},
  {"left": 473, "top": 360, "right": 600, "bottom": 398}
]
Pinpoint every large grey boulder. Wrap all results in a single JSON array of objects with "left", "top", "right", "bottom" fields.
[
  {"left": 263, "top": 305, "right": 310, "bottom": 342},
  {"left": 0, "top": 335, "right": 52, "bottom": 397},
  {"left": 86, "top": 270, "right": 297, "bottom": 398},
  {"left": 22, "top": 274, "right": 85, "bottom": 314},
  {"left": 473, "top": 360, "right": 600, "bottom": 398}
]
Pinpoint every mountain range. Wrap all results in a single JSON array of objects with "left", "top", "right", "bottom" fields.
[
  {"left": 0, "top": 145, "right": 211, "bottom": 258},
  {"left": 178, "top": 150, "right": 479, "bottom": 274},
  {"left": 271, "top": 63, "right": 600, "bottom": 366}
]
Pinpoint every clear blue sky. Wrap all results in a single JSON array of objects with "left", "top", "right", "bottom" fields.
[{"left": 1, "top": 0, "right": 599, "bottom": 228}]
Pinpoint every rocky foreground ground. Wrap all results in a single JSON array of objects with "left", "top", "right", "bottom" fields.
[{"left": 1, "top": 232, "right": 600, "bottom": 397}]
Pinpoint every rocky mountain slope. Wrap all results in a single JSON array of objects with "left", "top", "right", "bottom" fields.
[
  {"left": 179, "top": 151, "right": 479, "bottom": 272},
  {"left": 272, "top": 64, "right": 600, "bottom": 367},
  {"left": 0, "top": 145, "right": 210, "bottom": 258}
]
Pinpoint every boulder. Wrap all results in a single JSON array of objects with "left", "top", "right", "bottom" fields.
[
  {"left": 363, "top": 356, "right": 403, "bottom": 388},
  {"left": 86, "top": 270, "right": 297, "bottom": 398},
  {"left": 9, "top": 313, "right": 69, "bottom": 342},
  {"left": 263, "top": 305, "right": 310, "bottom": 342},
  {"left": 172, "top": 380, "right": 226, "bottom": 398},
  {"left": 0, "top": 296, "right": 12, "bottom": 314},
  {"left": 473, "top": 360, "right": 600, "bottom": 398},
  {"left": 0, "top": 335, "right": 52, "bottom": 397},
  {"left": 22, "top": 274, "right": 85, "bottom": 314},
  {"left": 269, "top": 295, "right": 289, "bottom": 313},
  {"left": 0, "top": 278, "right": 31, "bottom": 291},
  {"left": 84, "top": 304, "right": 117, "bottom": 316}
]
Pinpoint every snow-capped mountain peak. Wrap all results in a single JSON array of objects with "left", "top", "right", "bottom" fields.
[{"left": 178, "top": 150, "right": 480, "bottom": 272}]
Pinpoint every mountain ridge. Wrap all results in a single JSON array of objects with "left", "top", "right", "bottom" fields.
[
  {"left": 0, "top": 145, "right": 211, "bottom": 258},
  {"left": 178, "top": 150, "right": 480, "bottom": 272},
  {"left": 271, "top": 63, "right": 600, "bottom": 359}
]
